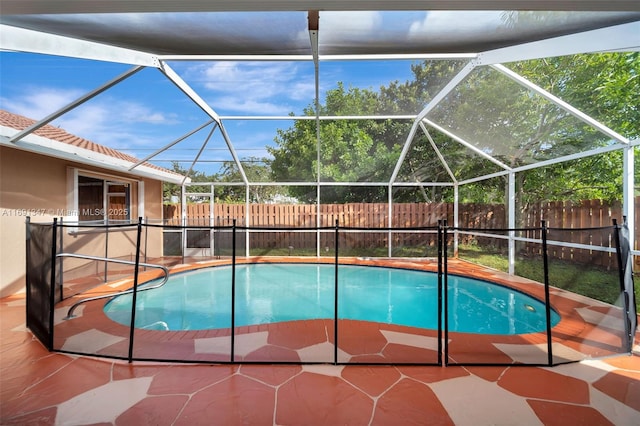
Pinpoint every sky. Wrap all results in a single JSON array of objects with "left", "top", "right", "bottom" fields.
[
  {"left": 0, "top": 10, "right": 626, "bottom": 178},
  {"left": 0, "top": 51, "right": 420, "bottom": 176},
  {"left": 0, "top": 9, "right": 529, "bottom": 177}
]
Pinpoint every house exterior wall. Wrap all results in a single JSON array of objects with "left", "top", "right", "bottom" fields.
[{"left": 0, "top": 146, "right": 164, "bottom": 297}]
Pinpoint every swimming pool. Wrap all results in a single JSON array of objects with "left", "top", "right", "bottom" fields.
[{"left": 104, "top": 263, "right": 560, "bottom": 334}]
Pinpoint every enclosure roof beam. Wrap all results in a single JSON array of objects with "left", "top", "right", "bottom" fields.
[
  {"left": 160, "top": 55, "right": 313, "bottom": 61},
  {"left": 389, "top": 121, "right": 421, "bottom": 185},
  {"left": 129, "top": 119, "right": 215, "bottom": 171},
  {"left": 491, "top": 63, "right": 630, "bottom": 144},
  {"left": 391, "top": 182, "right": 454, "bottom": 187},
  {"left": 507, "top": 142, "right": 630, "bottom": 175},
  {"left": 182, "top": 123, "right": 218, "bottom": 186},
  {"left": 8, "top": 66, "right": 144, "bottom": 143},
  {"left": 217, "top": 121, "right": 249, "bottom": 185},
  {"left": 159, "top": 61, "right": 221, "bottom": 123},
  {"left": 390, "top": 60, "right": 477, "bottom": 184},
  {"left": 458, "top": 169, "right": 511, "bottom": 186},
  {"left": 419, "top": 122, "right": 457, "bottom": 184},
  {"left": 458, "top": 142, "right": 630, "bottom": 185},
  {"left": 158, "top": 60, "right": 249, "bottom": 184},
  {"left": 414, "top": 61, "right": 478, "bottom": 123},
  {"left": 220, "top": 115, "right": 417, "bottom": 120},
  {"left": 184, "top": 180, "right": 452, "bottom": 187},
  {"left": 422, "top": 118, "right": 512, "bottom": 171},
  {"left": 477, "top": 21, "right": 640, "bottom": 65},
  {"left": 0, "top": 24, "right": 159, "bottom": 67},
  {"left": 320, "top": 53, "right": 478, "bottom": 61},
  {"left": 158, "top": 53, "right": 476, "bottom": 62}
]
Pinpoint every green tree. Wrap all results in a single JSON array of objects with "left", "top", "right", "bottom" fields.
[
  {"left": 413, "top": 54, "right": 638, "bottom": 206},
  {"left": 163, "top": 162, "right": 211, "bottom": 203},
  {"left": 269, "top": 83, "right": 397, "bottom": 203},
  {"left": 214, "top": 157, "right": 279, "bottom": 203},
  {"left": 510, "top": 53, "right": 640, "bottom": 208},
  {"left": 266, "top": 53, "right": 639, "bottom": 207},
  {"left": 269, "top": 63, "right": 467, "bottom": 203}
]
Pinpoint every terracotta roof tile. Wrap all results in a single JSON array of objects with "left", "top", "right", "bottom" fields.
[{"left": 0, "top": 109, "right": 182, "bottom": 179}]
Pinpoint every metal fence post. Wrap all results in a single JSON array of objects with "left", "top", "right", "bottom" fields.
[
  {"left": 48, "top": 217, "right": 58, "bottom": 351},
  {"left": 334, "top": 219, "right": 339, "bottom": 365},
  {"left": 143, "top": 217, "right": 149, "bottom": 268},
  {"left": 127, "top": 217, "right": 143, "bottom": 362},
  {"left": 437, "top": 220, "right": 443, "bottom": 366},
  {"left": 104, "top": 218, "right": 109, "bottom": 282},
  {"left": 58, "top": 217, "right": 64, "bottom": 301},
  {"left": 443, "top": 219, "right": 449, "bottom": 366},
  {"left": 541, "top": 220, "right": 553, "bottom": 366},
  {"left": 231, "top": 219, "right": 236, "bottom": 362}
]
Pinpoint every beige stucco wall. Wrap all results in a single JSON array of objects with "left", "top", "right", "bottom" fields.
[{"left": 0, "top": 146, "right": 164, "bottom": 297}]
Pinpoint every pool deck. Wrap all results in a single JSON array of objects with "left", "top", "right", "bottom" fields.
[{"left": 1, "top": 257, "right": 639, "bottom": 425}]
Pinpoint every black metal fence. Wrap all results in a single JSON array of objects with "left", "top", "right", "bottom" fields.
[{"left": 25, "top": 217, "right": 637, "bottom": 366}]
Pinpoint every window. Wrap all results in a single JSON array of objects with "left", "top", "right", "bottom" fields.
[{"left": 77, "top": 174, "right": 132, "bottom": 223}]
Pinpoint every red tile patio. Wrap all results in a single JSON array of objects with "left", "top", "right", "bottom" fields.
[{"left": 1, "top": 258, "right": 639, "bottom": 425}]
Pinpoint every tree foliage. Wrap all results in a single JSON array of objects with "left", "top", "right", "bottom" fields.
[
  {"left": 165, "top": 53, "right": 638, "bottom": 208},
  {"left": 268, "top": 83, "right": 399, "bottom": 203},
  {"left": 163, "top": 159, "right": 277, "bottom": 204},
  {"left": 510, "top": 53, "right": 639, "bottom": 205},
  {"left": 162, "top": 162, "right": 209, "bottom": 203},
  {"left": 268, "top": 53, "right": 639, "bottom": 207},
  {"left": 215, "top": 157, "right": 281, "bottom": 203}
]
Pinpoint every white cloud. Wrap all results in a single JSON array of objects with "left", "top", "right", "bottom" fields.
[
  {"left": 212, "top": 96, "right": 292, "bottom": 115},
  {"left": 408, "top": 11, "right": 504, "bottom": 40},
  {"left": 290, "top": 81, "right": 316, "bottom": 101},
  {"left": 186, "top": 61, "right": 314, "bottom": 115},
  {"left": 2, "top": 85, "right": 181, "bottom": 152},
  {"left": 57, "top": 103, "right": 178, "bottom": 149},
  {"left": 319, "top": 11, "right": 382, "bottom": 41},
  {"left": 203, "top": 62, "right": 296, "bottom": 96},
  {"left": 0, "top": 86, "right": 84, "bottom": 119},
  {"left": 55, "top": 104, "right": 109, "bottom": 136},
  {"left": 114, "top": 101, "right": 180, "bottom": 125},
  {"left": 54, "top": 104, "right": 170, "bottom": 150}
]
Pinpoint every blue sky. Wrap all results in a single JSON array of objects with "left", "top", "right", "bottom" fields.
[
  {"left": 0, "top": 52, "right": 419, "bottom": 175},
  {"left": 0, "top": 9, "right": 512, "bottom": 176},
  {"left": 1, "top": 10, "right": 629, "bottom": 178}
]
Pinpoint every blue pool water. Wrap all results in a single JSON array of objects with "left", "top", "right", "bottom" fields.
[{"left": 104, "top": 263, "right": 560, "bottom": 334}]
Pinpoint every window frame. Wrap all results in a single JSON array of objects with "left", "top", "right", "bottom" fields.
[{"left": 67, "top": 168, "right": 142, "bottom": 226}]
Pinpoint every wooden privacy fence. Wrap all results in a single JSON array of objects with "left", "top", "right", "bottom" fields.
[
  {"left": 163, "top": 198, "right": 639, "bottom": 265},
  {"left": 164, "top": 198, "right": 636, "bottom": 231},
  {"left": 164, "top": 203, "right": 456, "bottom": 228}
]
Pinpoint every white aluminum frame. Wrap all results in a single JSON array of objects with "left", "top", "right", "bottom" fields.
[{"left": 1, "top": 10, "right": 637, "bottom": 265}]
